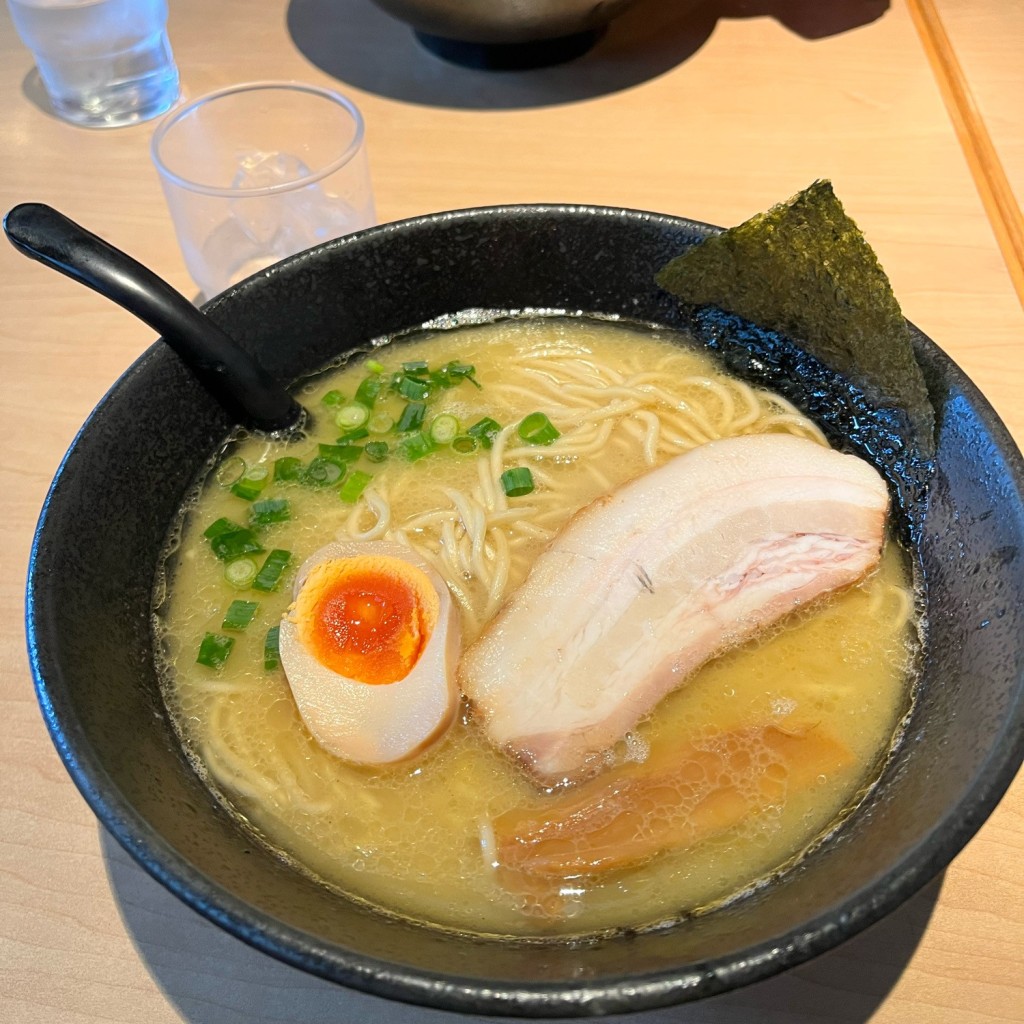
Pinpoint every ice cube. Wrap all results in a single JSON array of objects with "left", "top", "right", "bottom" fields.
[
  {"left": 228, "top": 151, "right": 314, "bottom": 247},
  {"left": 279, "top": 182, "right": 360, "bottom": 249},
  {"left": 232, "top": 151, "right": 313, "bottom": 189}
]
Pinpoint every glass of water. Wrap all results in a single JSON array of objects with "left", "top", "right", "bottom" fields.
[
  {"left": 7, "top": 0, "right": 180, "bottom": 128},
  {"left": 151, "top": 81, "right": 377, "bottom": 299}
]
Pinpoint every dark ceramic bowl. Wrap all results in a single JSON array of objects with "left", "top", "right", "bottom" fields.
[
  {"left": 369, "top": 0, "right": 640, "bottom": 44},
  {"left": 366, "top": 0, "right": 643, "bottom": 69},
  {"left": 27, "top": 205, "right": 1024, "bottom": 1016}
]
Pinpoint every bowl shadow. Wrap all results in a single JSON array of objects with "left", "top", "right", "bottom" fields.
[
  {"left": 101, "top": 824, "right": 941, "bottom": 1023},
  {"left": 286, "top": 0, "right": 889, "bottom": 111}
]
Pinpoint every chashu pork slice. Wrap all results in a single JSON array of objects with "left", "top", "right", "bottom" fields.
[{"left": 459, "top": 432, "right": 890, "bottom": 785}]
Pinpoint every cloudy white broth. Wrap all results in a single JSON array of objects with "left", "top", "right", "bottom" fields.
[{"left": 154, "top": 316, "right": 917, "bottom": 938}]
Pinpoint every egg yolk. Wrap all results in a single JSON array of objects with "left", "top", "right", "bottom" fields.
[{"left": 291, "top": 556, "right": 440, "bottom": 685}]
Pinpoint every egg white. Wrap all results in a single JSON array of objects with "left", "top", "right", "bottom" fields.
[{"left": 279, "top": 539, "right": 461, "bottom": 765}]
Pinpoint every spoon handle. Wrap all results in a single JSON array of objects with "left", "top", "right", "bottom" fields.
[{"left": 3, "top": 202, "right": 303, "bottom": 432}]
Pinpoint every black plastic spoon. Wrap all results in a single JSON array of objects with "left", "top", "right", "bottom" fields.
[{"left": 3, "top": 202, "right": 304, "bottom": 432}]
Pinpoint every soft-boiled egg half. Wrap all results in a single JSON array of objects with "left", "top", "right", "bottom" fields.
[{"left": 279, "top": 539, "right": 460, "bottom": 765}]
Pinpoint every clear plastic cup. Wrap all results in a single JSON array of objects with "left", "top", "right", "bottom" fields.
[
  {"left": 151, "top": 81, "right": 377, "bottom": 299},
  {"left": 7, "top": 0, "right": 180, "bottom": 128}
]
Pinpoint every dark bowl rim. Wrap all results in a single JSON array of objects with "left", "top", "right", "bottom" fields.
[{"left": 24, "top": 202, "right": 1024, "bottom": 1017}]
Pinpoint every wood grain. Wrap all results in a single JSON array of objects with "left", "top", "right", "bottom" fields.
[
  {"left": 929, "top": 0, "right": 1024, "bottom": 211},
  {"left": 907, "top": 0, "right": 1024, "bottom": 304},
  {"left": 1, "top": 1, "right": 1022, "bottom": 1021}
]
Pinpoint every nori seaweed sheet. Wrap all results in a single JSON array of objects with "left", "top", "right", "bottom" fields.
[{"left": 655, "top": 180, "right": 935, "bottom": 459}]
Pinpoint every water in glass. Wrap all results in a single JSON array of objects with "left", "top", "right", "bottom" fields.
[{"left": 8, "top": 0, "right": 180, "bottom": 127}]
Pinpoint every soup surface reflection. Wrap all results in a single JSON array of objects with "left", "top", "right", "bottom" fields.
[{"left": 155, "top": 316, "right": 917, "bottom": 937}]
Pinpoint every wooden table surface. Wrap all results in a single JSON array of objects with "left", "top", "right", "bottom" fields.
[{"left": 1, "top": 1, "right": 1021, "bottom": 1021}]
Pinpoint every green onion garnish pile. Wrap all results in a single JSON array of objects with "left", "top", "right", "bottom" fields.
[{"left": 198, "top": 355, "right": 562, "bottom": 667}]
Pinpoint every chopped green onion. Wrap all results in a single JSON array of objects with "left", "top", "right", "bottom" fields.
[
  {"left": 402, "top": 360, "right": 429, "bottom": 374},
  {"left": 395, "top": 401, "right": 427, "bottom": 433},
  {"left": 197, "top": 632, "right": 234, "bottom": 669},
  {"left": 451, "top": 434, "right": 478, "bottom": 455},
  {"left": 368, "top": 412, "right": 394, "bottom": 434},
  {"left": 303, "top": 457, "right": 344, "bottom": 487},
  {"left": 422, "top": 360, "right": 479, "bottom": 390},
  {"left": 317, "top": 443, "right": 362, "bottom": 465},
  {"left": 264, "top": 625, "right": 281, "bottom": 670},
  {"left": 321, "top": 389, "right": 346, "bottom": 407},
  {"left": 429, "top": 413, "right": 460, "bottom": 445},
  {"left": 518, "top": 412, "right": 561, "bottom": 446},
  {"left": 354, "top": 374, "right": 385, "bottom": 407},
  {"left": 396, "top": 375, "right": 430, "bottom": 401},
  {"left": 209, "top": 526, "right": 264, "bottom": 562},
  {"left": 249, "top": 497, "right": 291, "bottom": 527},
  {"left": 364, "top": 440, "right": 389, "bottom": 463},
  {"left": 439, "top": 360, "right": 481, "bottom": 390},
  {"left": 467, "top": 417, "right": 501, "bottom": 449},
  {"left": 204, "top": 517, "right": 241, "bottom": 541},
  {"left": 253, "top": 549, "right": 291, "bottom": 592},
  {"left": 500, "top": 467, "right": 535, "bottom": 497},
  {"left": 222, "top": 599, "right": 259, "bottom": 631},
  {"left": 335, "top": 402, "right": 370, "bottom": 430},
  {"left": 274, "top": 456, "right": 304, "bottom": 482},
  {"left": 231, "top": 465, "right": 270, "bottom": 501},
  {"left": 339, "top": 470, "right": 373, "bottom": 503},
  {"left": 336, "top": 426, "right": 369, "bottom": 443},
  {"left": 396, "top": 431, "right": 435, "bottom": 462},
  {"left": 365, "top": 358, "right": 386, "bottom": 374},
  {"left": 215, "top": 456, "right": 246, "bottom": 487},
  {"left": 224, "top": 557, "right": 258, "bottom": 588}
]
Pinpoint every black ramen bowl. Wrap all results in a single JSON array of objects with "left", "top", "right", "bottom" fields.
[
  {"left": 369, "top": 0, "right": 640, "bottom": 43},
  {"left": 367, "top": 0, "right": 643, "bottom": 68},
  {"left": 26, "top": 205, "right": 1024, "bottom": 1016}
]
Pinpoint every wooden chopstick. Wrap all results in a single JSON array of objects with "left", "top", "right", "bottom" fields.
[{"left": 907, "top": 0, "right": 1024, "bottom": 307}]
